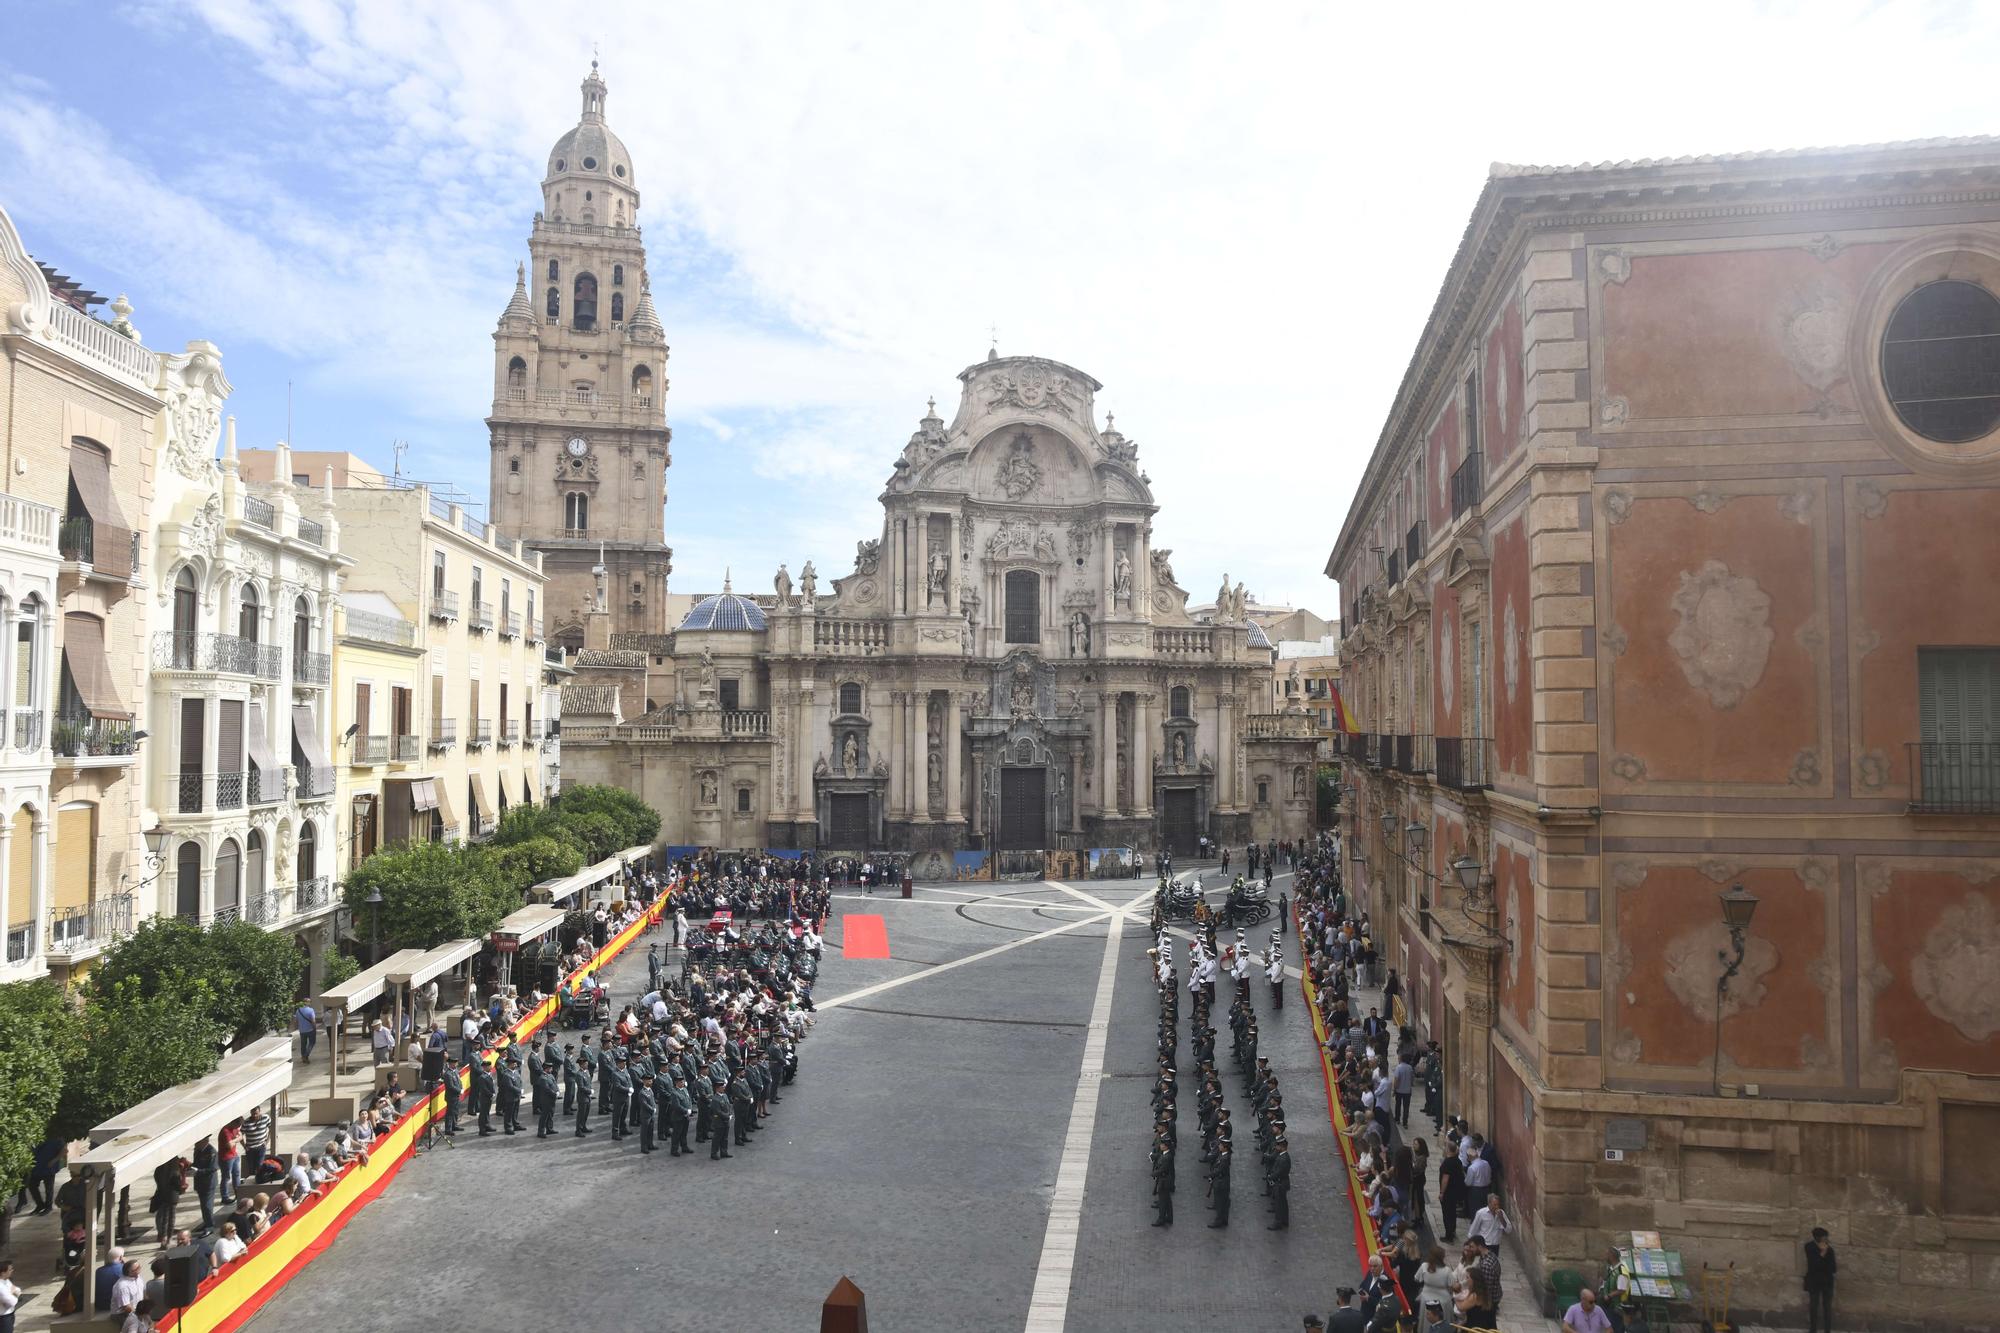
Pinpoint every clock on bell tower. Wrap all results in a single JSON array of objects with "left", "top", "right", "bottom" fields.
[{"left": 486, "top": 62, "right": 674, "bottom": 645}]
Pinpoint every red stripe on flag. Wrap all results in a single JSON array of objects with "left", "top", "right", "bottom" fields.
[{"left": 841, "top": 913, "right": 889, "bottom": 959}]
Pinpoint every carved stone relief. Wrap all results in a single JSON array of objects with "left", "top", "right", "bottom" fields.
[
  {"left": 1776, "top": 281, "right": 1851, "bottom": 397},
  {"left": 1439, "top": 613, "right": 1455, "bottom": 716},
  {"left": 1501, "top": 596, "right": 1521, "bottom": 705},
  {"left": 1667, "top": 561, "right": 1773, "bottom": 710},
  {"left": 1603, "top": 488, "right": 1634, "bottom": 526},
  {"left": 1600, "top": 395, "right": 1628, "bottom": 426},
  {"left": 1911, "top": 894, "right": 2000, "bottom": 1041}
]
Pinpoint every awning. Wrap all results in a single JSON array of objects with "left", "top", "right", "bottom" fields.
[
  {"left": 318, "top": 948, "right": 427, "bottom": 1015},
  {"left": 410, "top": 777, "right": 439, "bottom": 813},
  {"left": 470, "top": 771, "right": 494, "bottom": 820},
  {"left": 292, "top": 703, "right": 331, "bottom": 770},
  {"left": 67, "top": 443, "right": 128, "bottom": 529},
  {"left": 385, "top": 937, "right": 481, "bottom": 988},
  {"left": 72, "top": 1049, "right": 294, "bottom": 1195},
  {"left": 247, "top": 700, "right": 282, "bottom": 791},
  {"left": 617, "top": 844, "right": 655, "bottom": 865},
  {"left": 61, "top": 613, "right": 131, "bottom": 720},
  {"left": 436, "top": 776, "right": 459, "bottom": 832},
  {"left": 491, "top": 905, "right": 565, "bottom": 945}
]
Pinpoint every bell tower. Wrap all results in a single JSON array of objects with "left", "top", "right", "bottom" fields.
[{"left": 487, "top": 62, "right": 672, "bottom": 645}]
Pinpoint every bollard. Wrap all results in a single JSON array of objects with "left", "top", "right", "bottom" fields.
[
  {"left": 901, "top": 874, "right": 913, "bottom": 900},
  {"left": 821, "top": 1275, "right": 868, "bottom": 1333}
]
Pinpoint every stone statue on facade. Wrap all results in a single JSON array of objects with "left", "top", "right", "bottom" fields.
[
  {"left": 694, "top": 645, "right": 716, "bottom": 703},
  {"left": 842, "top": 733, "right": 860, "bottom": 775},
  {"left": 1216, "top": 573, "right": 1232, "bottom": 620},
  {"left": 1152, "top": 548, "right": 1176, "bottom": 588},
  {"left": 1113, "top": 552, "right": 1132, "bottom": 608},
  {"left": 1011, "top": 660, "right": 1037, "bottom": 716},
  {"left": 927, "top": 749, "right": 942, "bottom": 794},
  {"left": 699, "top": 770, "right": 719, "bottom": 805},
  {"left": 774, "top": 563, "right": 793, "bottom": 602},
  {"left": 1172, "top": 732, "right": 1187, "bottom": 768},
  {"left": 814, "top": 754, "right": 830, "bottom": 777},
  {"left": 1069, "top": 610, "right": 1090, "bottom": 657},
  {"left": 1232, "top": 581, "right": 1247, "bottom": 621},
  {"left": 799, "top": 561, "right": 818, "bottom": 601},
  {"left": 928, "top": 547, "right": 950, "bottom": 605},
  {"left": 855, "top": 538, "right": 880, "bottom": 575}
]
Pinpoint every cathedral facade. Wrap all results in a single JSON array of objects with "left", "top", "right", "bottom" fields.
[{"left": 502, "top": 72, "right": 1316, "bottom": 864}]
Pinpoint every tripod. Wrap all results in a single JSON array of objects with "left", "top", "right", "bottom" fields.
[{"left": 416, "top": 1078, "right": 454, "bottom": 1152}]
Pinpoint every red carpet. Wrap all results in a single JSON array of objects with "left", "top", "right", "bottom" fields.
[{"left": 841, "top": 914, "right": 889, "bottom": 959}]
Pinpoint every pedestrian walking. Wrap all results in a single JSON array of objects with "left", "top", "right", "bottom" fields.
[
  {"left": 1804, "top": 1225, "right": 1837, "bottom": 1333},
  {"left": 294, "top": 1001, "right": 317, "bottom": 1064}
]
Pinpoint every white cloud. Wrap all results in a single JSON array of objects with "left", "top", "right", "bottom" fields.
[{"left": 14, "top": 0, "right": 2000, "bottom": 607}]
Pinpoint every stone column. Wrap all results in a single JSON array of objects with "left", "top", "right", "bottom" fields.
[
  {"left": 946, "top": 513, "right": 960, "bottom": 615},
  {"left": 916, "top": 514, "right": 931, "bottom": 612},
  {"left": 945, "top": 691, "right": 963, "bottom": 822},
  {"left": 1134, "top": 691, "right": 1154, "bottom": 817},
  {"left": 889, "top": 517, "right": 903, "bottom": 613},
  {"left": 204, "top": 690, "right": 223, "bottom": 814},
  {"left": 1099, "top": 693, "right": 1118, "bottom": 817},
  {"left": 887, "top": 691, "right": 904, "bottom": 820},
  {"left": 908, "top": 692, "right": 924, "bottom": 822}
]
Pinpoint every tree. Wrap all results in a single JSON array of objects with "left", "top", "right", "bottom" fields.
[
  {"left": 0, "top": 980, "right": 82, "bottom": 1198},
  {"left": 91, "top": 917, "right": 305, "bottom": 1047},
  {"left": 553, "top": 784, "right": 659, "bottom": 850},
  {"left": 57, "top": 974, "right": 227, "bottom": 1141},
  {"left": 343, "top": 840, "right": 517, "bottom": 950},
  {"left": 492, "top": 802, "right": 564, "bottom": 847},
  {"left": 563, "top": 811, "right": 623, "bottom": 862},
  {"left": 491, "top": 834, "right": 584, "bottom": 891}
]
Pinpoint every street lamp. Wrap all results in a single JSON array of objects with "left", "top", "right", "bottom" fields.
[
  {"left": 1379, "top": 812, "right": 1397, "bottom": 843},
  {"left": 1712, "top": 882, "right": 1761, "bottom": 1095},
  {"left": 1451, "top": 852, "right": 1481, "bottom": 896},
  {"left": 365, "top": 885, "right": 383, "bottom": 966},
  {"left": 1405, "top": 820, "right": 1429, "bottom": 856}
]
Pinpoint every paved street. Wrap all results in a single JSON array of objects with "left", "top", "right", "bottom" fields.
[{"left": 247, "top": 872, "right": 1359, "bottom": 1330}]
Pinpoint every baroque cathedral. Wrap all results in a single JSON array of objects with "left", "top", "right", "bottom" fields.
[{"left": 497, "top": 69, "right": 1316, "bottom": 870}]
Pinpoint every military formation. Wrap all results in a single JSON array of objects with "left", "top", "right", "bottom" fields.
[
  {"left": 432, "top": 899, "right": 826, "bottom": 1164},
  {"left": 1148, "top": 882, "right": 1291, "bottom": 1232}
]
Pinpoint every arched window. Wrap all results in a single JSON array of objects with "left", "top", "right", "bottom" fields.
[
  {"left": 298, "top": 820, "right": 317, "bottom": 884},
  {"left": 572, "top": 273, "right": 598, "bottom": 331},
  {"left": 565, "top": 493, "right": 589, "bottom": 533},
  {"left": 214, "top": 838, "right": 241, "bottom": 917},
  {"left": 1170, "top": 686, "right": 1191, "bottom": 718},
  {"left": 632, "top": 365, "right": 652, "bottom": 400},
  {"left": 613, "top": 264, "right": 624, "bottom": 287},
  {"left": 547, "top": 259, "right": 559, "bottom": 282},
  {"left": 246, "top": 829, "right": 265, "bottom": 912},
  {"left": 237, "top": 582, "right": 260, "bottom": 643},
  {"left": 1005, "top": 570, "right": 1040, "bottom": 644},
  {"left": 14, "top": 595, "right": 40, "bottom": 715},
  {"left": 173, "top": 567, "right": 198, "bottom": 653},
  {"left": 506, "top": 356, "right": 526, "bottom": 389},
  {"left": 292, "top": 596, "right": 312, "bottom": 665},
  {"left": 839, "top": 682, "right": 862, "bottom": 715},
  {"left": 546, "top": 287, "right": 560, "bottom": 319},
  {"left": 175, "top": 841, "right": 202, "bottom": 920},
  {"left": 610, "top": 293, "right": 624, "bottom": 322}
]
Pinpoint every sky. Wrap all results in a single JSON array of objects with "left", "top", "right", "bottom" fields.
[{"left": 3, "top": 0, "right": 1998, "bottom": 615}]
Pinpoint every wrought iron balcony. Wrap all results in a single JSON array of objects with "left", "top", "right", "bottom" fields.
[
  {"left": 355, "top": 735, "right": 389, "bottom": 765},
  {"left": 470, "top": 720, "right": 493, "bottom": 748},
  {"left": 175, "top": 771, "right": 246, "bottom": 814},
  {"left": 1405, "top": 522, "right": 1424, "bottom": 572},
  {"left": 429, "top": 718, "right": 457, "bottom": 751},
  {"left": 430, "top": 589, "right": 460, "bottom": 621},
  {"left": 468, "top": 600, "right": 494, "bottom": 632},
  {"left": 395, "top": 734, "right": 421, "bottom": 762},
  {"left": 249, "top": 766, "right": 287, "bottom": 805},
  {"left": 1434, "top": 736, "right": 1494, "bottom": 790},
  {"left": 58, "top": 513, "right": 135, "bottom": 579},
  {"left": 500, "top": 720, "right": 520, "bottom": 747},
  {"left": 1450, "top": 450, "right": 1484, "bottom": 519},
  {"left": 242, "top": 494, "right": 275, "bottom": 529},
  {"left": 1389, "top": 733, "right": 1432, "bottom": 775},
  {"left": 527, "top": 617, "right": 544, "bottom": 642},
  {"left": 500, "top": 611, "right": 521, "bottom": 639},
  {"left": 12, "top": 709, "right": 44, "bottom": 752},
  {"left": 1385, "top": 550, "right": 1402, "bottom": 586},
  {"left": 45, "top": 893, "right": 135, "bottom": 954},
  {"left": 52, "top": 715, "right": 138, "bottom": 760},
  {"left": 152, "top": 631, "right": 283, "bottom": 680},
  {"left": 296, "top": 516, "right": 325, "bottom": 547},
  {"left": 345, "top": 608, "right": 415, "bottom": 648},
  {"left": 294, "top": 764, "right": 336, "bottom": 799},
  {"left": 1907, "top": 741, "right": 2000, "bottom": 814},
  {"left": 244, "top": 889, "right": 283, "bottom": 927},
  {"left": 293, "top": 650, "right": 331, "bottom": 686},
  {"left": 294, "top": 876, "right": 331, "bottom": 913}
]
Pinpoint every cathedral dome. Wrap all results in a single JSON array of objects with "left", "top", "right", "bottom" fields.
[
  {"left": 678, "top": 587, "right": 767, "bottom": 632},
  {"left": 545, "top": 63, "right": 635, "bottom": 190}
]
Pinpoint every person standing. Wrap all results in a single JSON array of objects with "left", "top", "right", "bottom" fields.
[
  {"left": 707, "top": 1079, "right": 734, "bottom": 1159},
  {"left": 1469, "top": 1192, "right": 1510, "bottom": 1251},
  {"left": 438, "top": 1054, "right": 464, "bottom": 1136},
  {"left": 294, "top": 1001, "right": 317, "bottom": 1064},
  {"left": 1392, "top": 1054, "right": 1415, "bottom": 1127},
  {"left": 189, "top": 1136, "right": 217, "bottom": 1233},
  {"left": 1804, "top": 1226, "right": 1837, "bottom": 1333},
  {"left": 530, "top": 1047, "right": 558, "bottom": 1138},
  {"left": 1266, "top": 1133, "right": 1291, "bottom": 1230},
  {"left": 666, "top": 1074, "right": 694, "bottom": 1156},
  {"left": 0, "top": 1258, "right": 20, "bottom": 1333},
  {"left": 240, "top": 1106, "right": 270, "bottom": 1178},
  {"left": 1562, "top": 1287, "right": 1614, "bottom": 1333},
  {"left": 633, "top": 1074, "right": 659, "bottom": 1154},
  {"left": 496, "top": 1053, "right": 524, "bottom": 1134},
  {"left": 470, "top": 1054, "right": 497, "bottom": 1136},
  {"left": 1438, "top": 1145, "right": 1465, "bottom": 1242},
  {"left": 1150, "top": 1129, "right": 1174, "bottom": 1227},
  {"left": 369, "top": 1019, "right": 394, "bottom": 1066},
  {"left": 1206, "top": 1140, "right": 1231, "bottom": 1228},
  {"left": 567, "top": 1045, "right": 595, "bottom": 1137}
]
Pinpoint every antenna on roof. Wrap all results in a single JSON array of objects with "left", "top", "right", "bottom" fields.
[{"left": 392, "top": 439, "right": 409, "bottom": 482}]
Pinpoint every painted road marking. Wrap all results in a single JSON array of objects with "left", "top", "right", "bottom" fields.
[{"left": 816, "top": 908, "right": 1116, "bottom": 1011}]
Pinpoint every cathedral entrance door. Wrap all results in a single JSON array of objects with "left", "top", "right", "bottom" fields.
[
  {"left": 998, "top": 767, "right": 1048, "bottom": 850},
  {"left": 828, "top": 792, "right": 870, "bottom": 850},
  {"left": 1161, "top": 788, "right": 1199, "bottom": 858}
]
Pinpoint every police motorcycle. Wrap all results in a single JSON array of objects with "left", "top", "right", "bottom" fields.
[{"left": 1218, "top": 875, "right": 1272, "bottom": 927}]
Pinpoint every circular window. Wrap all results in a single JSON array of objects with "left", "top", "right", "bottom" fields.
[
  {"left": 614, "top": 164, "right": 626, "bottom": 178},
  {"left": 582, "top": 156, "right": 598, "bottom": 170},
  {"left": 554, "top": 158, "right": 566, "bottom": 171},
  {"left": 1882, "top": 280, "right": 2000, "bottom": 443}
]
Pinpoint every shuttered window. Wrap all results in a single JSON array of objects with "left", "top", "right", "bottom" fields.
[
  {"left": 355, "top": 682, "right": 371, "bottom": 737},
  {"left": 1005, "top": 570, "right": 1039, "bottom": 644},
  {"left": 218, "top": 699, "right": 244, "bottom": 773},
  {"left": 180, "top": 698, "right": 205, "bottom": 779},
  {"left": 53, "top": 805, "right": 93, "bottom": 913},
  {"left": 1920, "top": 649, "right": 2000, "bottom": 744}
]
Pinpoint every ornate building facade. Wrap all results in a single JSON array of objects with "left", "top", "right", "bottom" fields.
[
  {"left": 557, "top": 351, "right": 1317, "bottom": 866},
  {"left": 1327, "top": 140, "right": 2000, "bottom": 1328},
  {"left": 485, "top": 64, "right": 672, "bottom": 648}
]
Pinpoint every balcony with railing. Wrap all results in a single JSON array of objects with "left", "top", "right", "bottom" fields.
[
  {"left": 470, "top": 720, "right": 493, "bottom": 749},
  {"left": 0, "top": 495, "right": 60, "bottom": 561},
  {"left": 46, "top": 301, "right": 160, "bottom": 385},
  {"left": 429, "top": 718, "right": 457, "bottom": 751},
  {"left": 1154, "top": 627, "right": 1216, "bottom": 656},
  {"left": 1450, "top": 450, "right": 1484, "bottom": 520},
  {"left": 249, "top": 765, "right": 287, "bottom": 805},
  {"left": 500, "top": 611, "right": 521, "bottom": 640},
  {"left": 51, "top": 715, "right": 138, "bottom": 767},
  {"left": 244, "top": 888, "right": 284, "bottom": 927},
  {"left": 468, "top": 600, "right": 494, "bottom": 633},
  {"left": 1243, "top": 712, "right": 1318, "bottom": 740},
  {"left": 811, "top": 618, "right": 891, "bottom": 653},
  {"left": 58, "top": 513, "right": 136, "bottom": 582},
  {"left": 175, "top": 771, "right": 247, "bottom": 815},
  {"left": 1388, "top": 733, "right": 1434, "bottom": 775},
  {"left": 294, "top": 764, "right": 336, "bottom": 799},
  {"left": 11, "top": 709, "right": 44, "bottom": 752},
  {"left": 152, "top": 631, "right": 283, "bottom": 680},
  {"left": 294, "top": 876, "right": 332, "bottom": 914},
  {"left": 500, "top": 719, "right": 520, "bottom": 747},
  {"left": 293, "top": 649, "right": 331, "bottom": 687},
  {"left": 296, "top": 516, "right": 325, "bottom": 547},
  {"left": 472, "top": 812, "right": 496, "bottom": 838},
  {"left": 1385, "top": 550, "right": 1402, "bottom": 587},
  {"left": 1434, "top": 736, "right": 1493, "bottom": 790},
  {"left": 45, "top": 893, "right": 135, "bottom": 956},
  {"left": 528, "top": 617, "right": 544, "bottom": 642},
  {"left": 1405, "top": 522, "right": 1424, "bottom": 573},
  {"left": 345, "top": 608, "right": 415, "bottom": 648},
  {"left": 354, "top": 735, "right": 388, "bottom": 765},
  {"left": 429, "top": 589, "right": 460, "bottom": 622},
  {"left": 722, "top": 710, "right": 771, "bottom": 737},
  {"left": 394, "top": 734, "right": 421, "bottom": 762},
  {"left": 1908, "top": 741, "right": 2000, "bottom": 814},
  {"left": 241, "top": 494, "right": 275, "bottom": 529},
  {"left": 1368, "top": 733, "right": 1393, "bottom": 768}
]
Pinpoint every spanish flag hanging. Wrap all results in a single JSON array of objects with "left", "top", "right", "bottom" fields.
[{"left": 1328, "top": 684, "right": 1360, "bottom": 735}]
